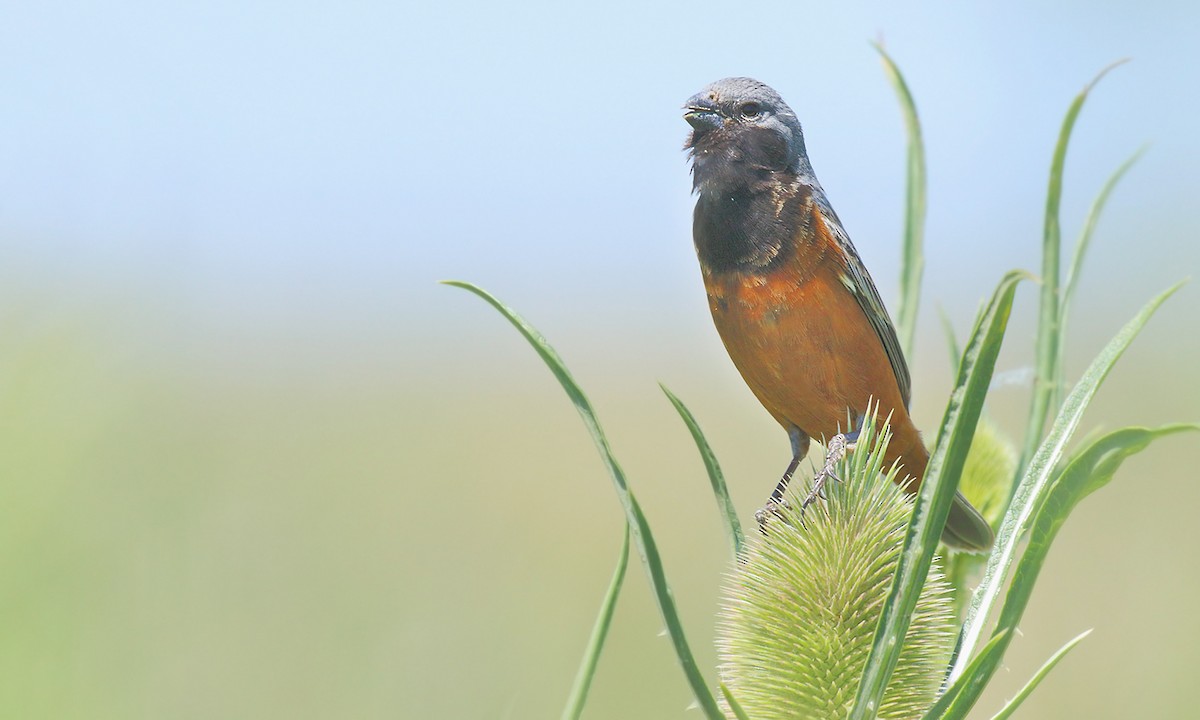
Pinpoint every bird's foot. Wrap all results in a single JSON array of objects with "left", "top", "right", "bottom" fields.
[
  {"left": 757, "top": 451, "right": 803, "bottom": 534},
  {"left": 797, "top": 432, "right": 855, "bottom": 514},
  {"left": 755, "top": 497, "right": 791, "bottom": 534}
]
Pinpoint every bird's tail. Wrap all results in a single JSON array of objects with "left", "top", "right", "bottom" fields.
[
  {"left": 942, "top": 492, "right": 995, "bottom": 552},
  {"left": 886, "top": 430, "right": 995, "bottom": 553}
]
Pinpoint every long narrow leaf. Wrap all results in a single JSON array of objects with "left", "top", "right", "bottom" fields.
[
  {"left": 1052, "top": 147, "right": 1147, "bottom": 412},
  {"left": 445, "top": 281, "right": 725, "bottom": 719},
  {"left": 920, "top": 630, "right": 1010, "bottom": 720},
  {"left": 874, "top": 42, "right": 927, "bottom": 361},
  {"left": 989, "top": 629, "right": 1092, "bottom": 720},
  {"left": 849, "top": 270, "right": 1026, "bottom": 720},
  {"left": 561, "top": 525, "right": 630, "bottom": 720},
  {"left": 1019, "top": 60, "right": 1128, "bottom": 482},
  {"left": 949, "top": 283, "right": 1181, "bottom": 687},
  {"left": 661, "top": 384, "right": 744, "bottom": 559},
  {"left": 1000, "top": 424, "right": 1197, "bottom": 630},
  {"left": 719, "top": 684, "right": 752, "bottom": 720},
  {"left": 937, "top": 304, "right": 962, "bottom": 372},
  {"left": 1061, "top": 147, "right": 1146, "bottom": 331}
]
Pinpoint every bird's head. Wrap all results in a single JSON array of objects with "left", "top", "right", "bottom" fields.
[{"left": 683, "top": 77, "right": 808, "bottom": 194}]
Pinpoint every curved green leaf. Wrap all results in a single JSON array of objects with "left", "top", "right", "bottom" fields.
[
  {"left": 936, "top": 304, "right": 963, "bottom": 372},
  {"left": 1052, "top": 146, "right": 1147, "bottom": 412},
  {"left": 720, "top": 683, "right": 752, "bottom": 720},
  {"left": 989, "top": 629, "right": 1092, "bottom": 720},
  {"left": 920, "top": 630, "right": 1010, "bottom": 720},
  {"left": 661, "top": 384, "right": 744, "bottom": 559},
  {"left": 444, "top": 281, "right": 725, "bottom": 720},
  {"left": 874, "top": 42, "right": 927, "bottom": 361},
  {"left": 1020, "top": 60, "right": 1129, "bottom": 481},
  {"left": 1061, "top": 147, "right": 1147, "bottom": 332},
  {"left": 561, "top": 525, "right": 630, "bottom": 720}
]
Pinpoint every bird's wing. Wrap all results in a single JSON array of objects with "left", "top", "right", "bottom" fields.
[{"left": 811, "top": 196, "right": 912, "bottom": 409}]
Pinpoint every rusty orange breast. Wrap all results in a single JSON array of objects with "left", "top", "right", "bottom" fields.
[{"left": 702, "top": 235, "right": 910, "bottom": 450}]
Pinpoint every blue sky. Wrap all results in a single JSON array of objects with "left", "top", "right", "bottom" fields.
[{"left": 2, "top": 1, "right": 1197, "bottom": 369}]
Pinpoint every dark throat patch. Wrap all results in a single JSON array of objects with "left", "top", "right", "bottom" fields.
[
  {"left": 690, "top": 124, "right": 812, "bottom": 274},
  {"left": 692, "top": 180, "right": 812, "bottom": 274}
]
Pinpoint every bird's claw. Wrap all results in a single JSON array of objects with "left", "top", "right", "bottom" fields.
[
  {"left": 755, "top": 498, "right": 791, "bottom": 534},
  {"left": 797, "top": 432, "right": 851, "bottom": 514},
  {"left": 799, "top": 471, "right": 829, "bottom": 512}
]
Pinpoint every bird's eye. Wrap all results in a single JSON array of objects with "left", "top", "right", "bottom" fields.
[{"left": 739, "top": 102, "right": 762, "bottom": 119}]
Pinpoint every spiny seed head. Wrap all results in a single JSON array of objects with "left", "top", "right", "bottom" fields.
[{"left": 717, "top": 415, "right": 956, "bottom": 719}]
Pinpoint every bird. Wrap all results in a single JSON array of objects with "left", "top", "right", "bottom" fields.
[{"left": 682, "top": 77, "right": 993, "bottom": 551}]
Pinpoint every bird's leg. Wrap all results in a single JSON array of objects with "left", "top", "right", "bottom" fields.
[
  {"left": 755, "top": 428, "right": 809, "bottom": 531},
  {"left": 799, "top": 415, "right": 863, "bottom": 513},
  {"left": 770, "top": 427, "right": 811, "bottom": 504}
]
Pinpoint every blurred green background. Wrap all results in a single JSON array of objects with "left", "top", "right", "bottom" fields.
[{"left": 3, "top": 1, "right": 1199, "bottom": 718}]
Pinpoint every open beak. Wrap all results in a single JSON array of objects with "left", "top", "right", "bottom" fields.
[{"left": 683, "top": 94, "right": 721, "bottom": 131}]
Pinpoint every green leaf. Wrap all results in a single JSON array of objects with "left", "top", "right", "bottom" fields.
[
  {"left": 989, "top": 629, "right": 1092, "bottom": 720},
  {"left": 947, "top": 419, "right": 1017, "bottom": 618},
  {"left": 1061, "top": 146, "right": 1146, "bottom": 334},
  {"left": 720, "top": 684, "right": 752, "bottom": 720},
  {"left": 661, "top": 384, "right": 744, "bottom": 559},
  {"left": 1052, "top": 146, "right": 1147, "bottom": 412},
  {"left": 919, "top": 630, "right": 1010, "bottom": 720},
  {"left": 1019, "top": 60, "right": 1128, "bottom": 482},
  {"left": 1056, "top": 423, "right": 1199, "bottom": 501},
  {"left": 948, "top": 283, "right": 1182, "bottom": 696},
  {"left": 936, "top": 304, "right": 963, "bottom": 372},
  {"left": 561, "top": 525, "right": 630, "bottom": 720},
  {"left": 849, "top": 270, "right": 1026, "bottom": 720},
  {"left": 874, "top": 42, "right": 927, "bottom": 361},
  {"left": 444, "top": 281, "right": 725, "bottom": 720}
]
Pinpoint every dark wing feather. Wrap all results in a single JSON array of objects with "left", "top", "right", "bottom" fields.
[{"left": 812, "top": 197, "right": 912, "bottom": 408}]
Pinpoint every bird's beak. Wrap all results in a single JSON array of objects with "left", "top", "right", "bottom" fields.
[{"left": 683, "top": 94, "right": 721, "bottom": 132}]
